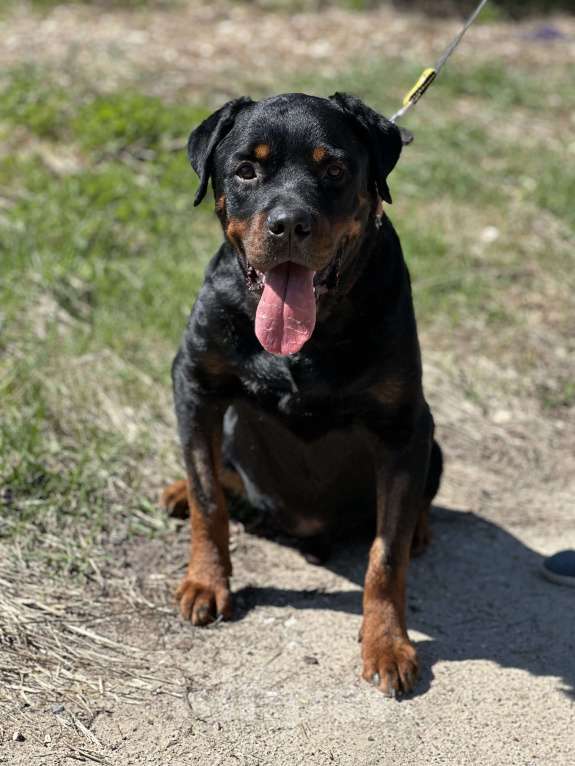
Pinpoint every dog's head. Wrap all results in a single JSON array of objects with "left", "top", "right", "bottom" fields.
[{"left": 188, "top": 92, "right": 404, "bottom": 355}]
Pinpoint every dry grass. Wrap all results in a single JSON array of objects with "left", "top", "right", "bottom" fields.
[
  {"left": 0, "top": 549, "right": 190, "bottom": 756},
  {"left": 0, "top": 566, "right": 175, "bottom": 707}
]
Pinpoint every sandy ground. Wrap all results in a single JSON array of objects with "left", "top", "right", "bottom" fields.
[
  {"left": 1, "top": 2, "right": 574, "bottom": 764},
  {"left": 3, "top": 348, "right": 574, "bottom": 765}
]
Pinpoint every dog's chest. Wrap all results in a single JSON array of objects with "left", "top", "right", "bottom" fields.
[
  {"left": 242, "top": 350, "right": 329, "bottom": 402},
  {"left": 235, "top": 347, "right": 366, "bottom": 437}
]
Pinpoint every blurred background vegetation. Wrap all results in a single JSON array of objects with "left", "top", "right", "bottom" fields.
[{"left": 2, "top": 0, "right": 574, "bottom": 18}]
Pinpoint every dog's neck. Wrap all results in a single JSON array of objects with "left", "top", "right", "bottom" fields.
[{"left": 328, "top": 213, "right": 379, "bottom": 298}]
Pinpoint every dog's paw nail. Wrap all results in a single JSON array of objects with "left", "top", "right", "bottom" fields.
[
  {"left": 382, "top": 673, "right": 397, "bottom": 698},
  {"left": 404, "top": 670, "right": 417, "bottom": 691},
  {"left": 370, "top": 673, "right": 380, "bottom": 687},
  {"left": 383, "top": 688, "right": 397, "bottom": 699},
  {"left": 195, "top": 606, "right": 210, "bottom": 623}
]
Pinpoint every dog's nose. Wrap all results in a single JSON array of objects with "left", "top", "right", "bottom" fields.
[{"left": 267, "top": 208, "right": 312, "bottom": 240}]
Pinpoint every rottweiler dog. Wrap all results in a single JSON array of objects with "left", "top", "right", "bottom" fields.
[{"left": 162, "top": 92, "right": 443, "bottom": 697}]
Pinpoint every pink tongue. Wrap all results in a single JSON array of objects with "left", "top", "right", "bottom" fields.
[{"left": 255, "top": 262, "right": 316, "bottom": 355}]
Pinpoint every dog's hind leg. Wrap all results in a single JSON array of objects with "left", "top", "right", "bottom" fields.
[
  {"left": 299, "top": 532, "right": 333, "bottom": 565},
  {"left": 161, "top": 479, "right": 189, "bottom": 519},
  {"left": 161, "top": 467, "right": 245, "bottom": 520},
  {"left": 425, "top": 439, "right": 443, "bottom": 500},
  {"left": 411, "top": 439, "right": 443, "bottom": 557}
]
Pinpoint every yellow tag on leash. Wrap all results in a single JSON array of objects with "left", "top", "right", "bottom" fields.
[
  {"left": 391, "top": 0, "right": 489, "bottom": 122},
  {"left": 402, "top": 68, "right": 437, "bottom": 107}
]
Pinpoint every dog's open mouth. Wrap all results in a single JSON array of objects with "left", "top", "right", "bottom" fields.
[
  {"left": 247, "top": 253, "right": 342, "bottom": 356},
  {"left": 254, "top": 262, "right": 316, "bottom": 356}
]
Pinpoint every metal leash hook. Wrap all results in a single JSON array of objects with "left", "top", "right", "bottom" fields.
[{"left": 390, "top": 0, "right": 491, "bottom": 124}]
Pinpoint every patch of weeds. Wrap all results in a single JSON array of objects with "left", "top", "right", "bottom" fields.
[
  {"left": 397, "top": 219, "right": 492, "bottom": 326},
  {"left": 533, "top": 154, "right": 575, "bottom": 230},
  {"left": 74, "top": 92, "right": 209, "bottom": 154},
  {"left": 0, "top": 336, "right": 173, "bottom": 574},
  {"left": 1, "top": 388, "right": 106, "bottom": 573},
  {"left": 439, "top": 61, "right": 575, "bottom": 113},
  {"left": 474, "top": 2, "right": 509, "bottom": 22},
  {"left": 0, "top": 151, "right": 217, "bottom": 368},
  {"left": 538, "top": 379, "right": 575, "bottom": 412},
  {"left": 0, "top": 66, "right": 71, "bottom": 140},
  {"left": 395, "top": 120, "right": 505, "bottom": 207},
  {"left": 0, "top": 66, "right": 211, "bottom": 156},
  {"left": 490, "top": 141, "right": 575, "bottom": 233},
  {"left": 287, "top": 57, "right": 411, "bottom": 117}
]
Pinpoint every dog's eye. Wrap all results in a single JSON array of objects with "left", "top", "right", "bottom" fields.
[
  {"left": 236, "top": 162, "right": 257, "bottom": 180},
  {"left": 325, "top": 163, "right": 345, "bottom": 181}
]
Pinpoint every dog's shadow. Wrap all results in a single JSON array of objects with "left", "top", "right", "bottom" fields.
[{"left": 231, "top": 505, "right": 575, "bottom": 699}]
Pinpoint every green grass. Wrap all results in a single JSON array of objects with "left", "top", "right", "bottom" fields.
[
  {"left": 0, "top": 72, "right": 218, "bottom": 570},
  {"left": 438, "top": 60, "right": 575, "bottom": 112},
  {"left": 538, "top": 379, "right": 575, "bottom": 412},
  {"left": 74, "top": 93, "right": 210, "bottom": 153},
  {"left": 1, "top": 47, "right": 573, "bottom": 575}
]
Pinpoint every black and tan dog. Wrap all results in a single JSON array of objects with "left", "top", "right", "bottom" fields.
[{"left": 162, "top": 92, "right": 443, "bottom": 697}]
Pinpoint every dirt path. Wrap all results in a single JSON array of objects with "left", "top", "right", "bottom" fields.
[{"left": 4, "top": 348, "right": 574, "bottom": 765}]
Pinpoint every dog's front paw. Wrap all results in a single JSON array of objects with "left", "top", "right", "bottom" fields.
[
  {"left": 361, "top": 624, "right": 419, "bottom": 697},
  {"left": 176, "top": 574, "right": 232, "bottom": 626}
]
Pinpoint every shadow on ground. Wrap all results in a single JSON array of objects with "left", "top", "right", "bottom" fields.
[{"left": 232, "top": 505, "right": 575, "bottom": 700}]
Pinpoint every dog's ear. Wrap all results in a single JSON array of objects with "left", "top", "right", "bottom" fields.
[
  {"left": 329, "top": 92, "right": 402, "bottom": 204},
  {"left": 399, "top": 126, "right": 414, "bottom": 146},
  {"left": 188, "top": 96, "right": 254, "bottom": 206}
]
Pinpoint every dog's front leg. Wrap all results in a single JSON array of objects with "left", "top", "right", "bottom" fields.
[
  {"left": 361, "top": 411, "right": 433, "bottom": 696},
  {"left": 175, "top": 398, "right": 232, "bottom": 626}
]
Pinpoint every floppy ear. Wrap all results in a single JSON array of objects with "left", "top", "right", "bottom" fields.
[
  {"left": 329, "top": 92, "right": 403, "bottom": 204},
  {"left": 399, "top": 126, "right": 414, "bottom": 146},
  {"left": 188, "top": 96, "right": 254, "bottom": 206}
]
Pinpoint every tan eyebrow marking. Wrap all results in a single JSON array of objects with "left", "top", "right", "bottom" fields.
[
  {"left": 254, "top": 143, "right": 271, "bottom": 160},
  {"left": 312, "top": 146, "right": 327, "bottom": 163}
]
